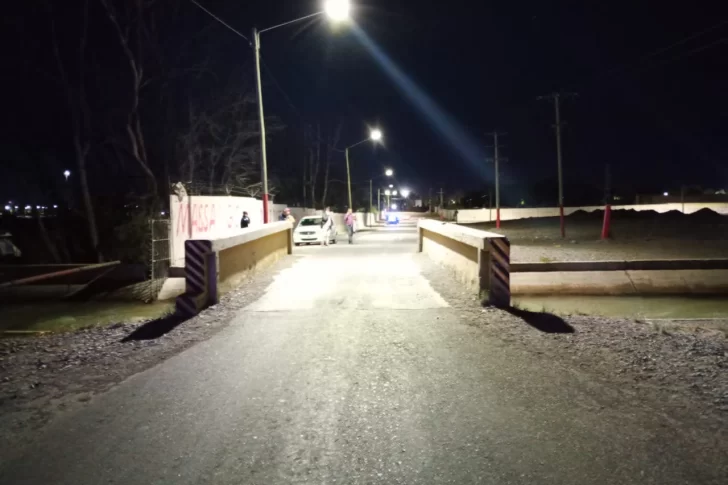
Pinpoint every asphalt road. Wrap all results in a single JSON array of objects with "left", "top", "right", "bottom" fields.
[{"left": 1, "top": 223, "right": 725, "bottom": 484}]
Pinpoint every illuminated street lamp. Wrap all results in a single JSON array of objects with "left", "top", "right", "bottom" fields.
[
  {"left": 392, "top": 190, "right": 398, "bottom": 196},
  {"left": 248, "top": 0, "right": 351, "bottom": 222},
  {"left": 663, "top": 191, "right": 669, "bottom": 196},
  {"left": 401, "top": 188, "right": 411, "bottom": 199},
  {"left": 385, "top": 168, "right": 393, "bottom": 177},
  {"left": 344, "top": 127, "right": 383, "bottom": 209},
  {"left": 63, "top": 170, "right": 71, "bottom": 181}
]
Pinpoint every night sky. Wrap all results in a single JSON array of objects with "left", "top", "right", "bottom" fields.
[{"left": 2, "top": 0, "right": 727, "bottom": 206}]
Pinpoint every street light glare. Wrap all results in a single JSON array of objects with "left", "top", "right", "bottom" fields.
[
  {"left": 324, "top": 0, "right": 350, "bottom": 21},
  {"left": 370, "top": 129, "right": 383, "bottom": 141},
  {"left": 385, "top": 169, "right": 393, "bottom": 176},
  {"left": 384, "top": 189, "right": 391, "bottom": 196},
  {"left": 401, "top": 189, "right": 411, "bottom": 198}
]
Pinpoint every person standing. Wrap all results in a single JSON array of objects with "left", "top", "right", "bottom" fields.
[
  {"left": 345, "top": 208, "right": 356, "bottom": 244},
  {"left": 280, "top": 207, "right": 295, "bottom": 224},
  {"left": 321, "top": 207, "right": 333, "bottom": 247},
  {"left": 240, "top": 211, "right": 251, "bottom": 228}
]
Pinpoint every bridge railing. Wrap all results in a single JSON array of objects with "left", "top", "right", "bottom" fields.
[
  {"left": 417, "top": 220, "right": 510, "bottom": 307},
  {"left": 176, "top": 221, "right": 293, "bottom": 317}
]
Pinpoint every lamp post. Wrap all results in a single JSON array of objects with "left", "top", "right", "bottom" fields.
[
  {"left": 253, "top": 0, "right": 350, "bottom": 222},
  {"left": 369, "top": 168, "right": 393, "bottom": 224},
  {"left": 344, "top": 128, "right": 382, "bottom": 209}
]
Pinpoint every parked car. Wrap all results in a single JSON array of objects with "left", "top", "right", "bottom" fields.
[{"left": 293, "top": 216, "right": 338, "bottom": 245}]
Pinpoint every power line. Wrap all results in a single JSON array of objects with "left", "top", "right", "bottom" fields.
[
  {"left": 605, "top": 19, "right": 728, "bottom": 78},
  {"left": 188, "top": 0, "right": 251, "bottom": 45}
]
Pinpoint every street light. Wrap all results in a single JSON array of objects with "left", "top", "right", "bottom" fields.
[
  {"left": 385, "top": 168, "right": 393, "bottom": 177},
  {"left": 344, "top": 128, "right": 383, "bottom": 209},
  {"left": 324, "top": 0, "right": 351, "bottom": 21},
  {"left": 389, "top": 184, "right": 393, "bottom": 188},
  {"left": 392, "top": 190, "right": 398, "bottom": 196},
  {"left": 401, "top": 189, "right": 411, "bottom": 198},
  {"left": 63, "top": 170, "right": 71, "bottom": 181},
  {"left": 253, "top": 1, "right": 351, "bottom": 223}
]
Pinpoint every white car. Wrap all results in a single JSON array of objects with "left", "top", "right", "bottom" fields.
[{"left": 293, "top": 216, "right": 337, "bottom": 246}]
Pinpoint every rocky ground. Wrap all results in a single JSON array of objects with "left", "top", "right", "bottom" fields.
[{"left": 465, "top": 208, "right": 728, "bottom": 262}]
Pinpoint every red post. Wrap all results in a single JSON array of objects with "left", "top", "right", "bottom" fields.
[
  {"left": 601, "top": 204, "right": 612, "bottom": 239},
  {"left": 262, "top": 193, "right": 269, "bottom": 223},
  {"left": 496, "top": 207, "right": 501, "bottom": 229},
  {"left": 559, "top": 204, "right": 565, "bottom": 238}
]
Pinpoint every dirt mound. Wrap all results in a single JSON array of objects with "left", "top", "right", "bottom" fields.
[
  {"left": 690, "top": 208, "right": 726, "bottom": 221},
  {"left": 568, "top": 209, "right": 600, "bottom": 220},
  {"left": 661, "top": 210, "right": 686, "bottom": 220}
]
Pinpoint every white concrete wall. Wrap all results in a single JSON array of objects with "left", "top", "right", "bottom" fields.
[
  {"left": 456, "top": 202, "right": 728, "bottom": 224},
  {"left": 170, "top": 195, "right": 320, "bottom": 266},
  {"left": 170, "top": 195, "right": 265, "bottom": 266}
]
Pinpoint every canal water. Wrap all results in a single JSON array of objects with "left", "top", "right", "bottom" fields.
[
  {"left": 0, "top": 301, "right": 174, "bottom": 334},
  {"left": 512, "top": 295, "right": 728, "bottom": 319}
]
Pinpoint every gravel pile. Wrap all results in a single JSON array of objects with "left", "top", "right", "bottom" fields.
[{"left": 464, "top": 209, "right": 728, "bottom": 262}]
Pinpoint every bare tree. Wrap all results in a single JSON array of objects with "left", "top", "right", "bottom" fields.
[
  {"left": 49, "top": 0, "right": 102, "bottom": 261},
  {"left": 98, "top": 0, "right": 158, "bottom": 200},
  {"left": 179, "top": 90, "right": 281, "bottom": 198}
]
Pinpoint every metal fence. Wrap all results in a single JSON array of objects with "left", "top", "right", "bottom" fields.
[{"left": 148, "top": 219, "right": 171, "bottom": 302}]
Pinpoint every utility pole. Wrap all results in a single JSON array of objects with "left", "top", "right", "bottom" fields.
[
  {"left": 485, "top": 131, "right": 507, "bottom": 228},
  {"left": 538, "top": 92, "right": 577, "bottom": 238},
  {"left": 369, "top": 179, "right": 373, "bottom": 226},
  {"left": 439, "top": 188, "right": 444, "bottom": 209},
  {"left": 428, "top": 188, "right": 433, "bottom": 213},
  {"left": 253, "top": 28, "right": 270, "bottom": 223}
]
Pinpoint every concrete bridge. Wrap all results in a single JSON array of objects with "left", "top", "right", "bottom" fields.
[{"left": 1, "top": 222, "right": 725, "bottom": 484}]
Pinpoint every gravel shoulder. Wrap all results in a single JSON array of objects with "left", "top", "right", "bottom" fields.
[
  {"left": 418, "top": 253, "right": 728, "bottom": 429},
  {"left": 0, "top": 255, "right": 299, "bottom": 451}
]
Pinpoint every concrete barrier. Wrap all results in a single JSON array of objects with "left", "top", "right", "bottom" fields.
[
  {"left": 176, "top": 221, "right": 293, "bottom": 316},
  {"left": 418, "top": 220, "right": 510, "bottom": 306}
]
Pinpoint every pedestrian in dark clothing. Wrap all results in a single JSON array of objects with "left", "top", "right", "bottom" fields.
[{"left": 241, "top": 211, "right": 250, "bottom": 228}]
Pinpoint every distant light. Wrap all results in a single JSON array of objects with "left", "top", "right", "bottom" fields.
[
  {"left": 25, "top": 205, "right": 31, "bottom": 210},
  {"left": 663, "top": 192, "right": 669, "bottom": 196},
  {"left": 53, "top": 205, "right": 58, "bottom": 209},
  {"left": 385, "top": 169, "right": 393, "bottom": 177},
  {"left": 388, "top": 184, "right": 393, "bottom": 188},
  {"left": 384, "top": 189, "right": 391, "bottom": 196},
  {"left": 3, "top": 205, "right": 10, "bottom": 211},
  {"left": 160, "top": 211, "right": 166, "bottom": 216},
  {"left": 401, "top": 189, "right": 411, "bottom": 198},
  {"left": 14, "top": 206, "right": 18, "bottom": 210},
  {"left": 391, "top": 203, "right": 398, "bottom": 210},
  {"left": 36, "top": 205, "right": 41, "bottom": 210},
  {"left": 63, "top": 170, "right": 71, "bottom": 180},
  {"left": 324, "top": 0, "right": 350, "bottom": 21},
  {"left": 370, "top": 128, "right": 383, "bottom": 142},
  {"left": 392, "top": 190, "right": 398, "bottom": 196}
]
